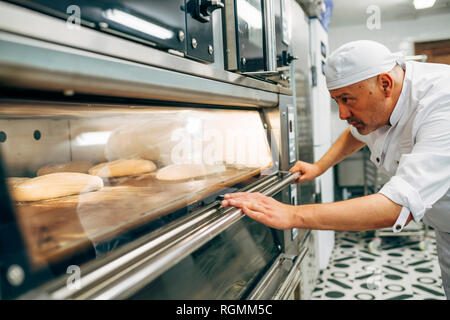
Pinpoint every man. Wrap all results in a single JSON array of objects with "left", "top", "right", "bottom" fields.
[{"left": 221, "top": 40, "right": 450, "bottom": 298}]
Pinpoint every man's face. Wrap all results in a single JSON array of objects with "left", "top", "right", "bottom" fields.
[{"left": 329, "top": 77, "right": 391, "bottom": 135}]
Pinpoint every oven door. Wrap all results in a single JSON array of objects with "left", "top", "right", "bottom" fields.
[
  {"left": 47, "top": 171, "right": 299, "bottom": 300},
  {"left": 6, "top": 0, "right": 220, "bottom": 63},
  {"left": 234, "top": 0, "right": 266, "bottom": 73},
  {"left": 0, "top": 101, "right": 300, "bottom": 299},
  {"left": 224, "top": 0, "right": 291, "bottom": 78}
]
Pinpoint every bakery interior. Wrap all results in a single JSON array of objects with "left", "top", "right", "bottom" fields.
[{"left": 0, "top": 0, "right": 449, "bottom": 300}]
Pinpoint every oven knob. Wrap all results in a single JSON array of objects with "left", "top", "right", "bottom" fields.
[{"left": 282, "top": 50, "right": 299, "bottom": 66}]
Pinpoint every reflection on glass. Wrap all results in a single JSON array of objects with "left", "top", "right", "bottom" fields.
[
  {"left": 236, "top": 0, "right": 264, "bottom": 71},
  {"left": 0, "top": 105, "right": 273, "bottom": 269},
  {"left": 236, "top": 0, "right": 262, "bottom": 29},
  {"left": 237, "top": 0, "right": 263, "bottom": 49},
  {"left": 103, "top": 9, "right": 174, "bottom": 40}
]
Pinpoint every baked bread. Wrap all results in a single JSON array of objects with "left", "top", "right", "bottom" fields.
[
  {"left": 37, "top": 160, "right": 93, "bottom": 176},
  {"left": 6, "top": 177, "right": 31, "bottom": 188},
  {"left": 88, "top": 159, "right": 157, "bottom": 178},
  {"left": 11, "top": 172, "right": 104, "bottom": 201}
]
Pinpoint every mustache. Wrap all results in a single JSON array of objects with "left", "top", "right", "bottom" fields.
[{"left": 347, "top": 118, "right": 364, "bottom": 125}]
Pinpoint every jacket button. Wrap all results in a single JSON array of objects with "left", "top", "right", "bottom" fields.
[{"left": 376, "top": 157, "right": 380, "bottom": 163}]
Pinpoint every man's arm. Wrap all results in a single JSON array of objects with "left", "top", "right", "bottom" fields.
[
  {"left": 293, "top": 194, "right": 412, "bottom": 231},
  {"left": 290, "top": 127, "right": 366, "bottom": 182},
  {"left": 221, "top": 192, "right": 412, "bottom": 231}
]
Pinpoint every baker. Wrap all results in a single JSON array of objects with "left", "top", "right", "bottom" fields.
[{"left": 221, "top": 40, "right": 450, "bottom": 298}]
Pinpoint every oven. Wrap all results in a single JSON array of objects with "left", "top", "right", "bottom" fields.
[{"left": 0, "top": 0, "right": 316, "bottom": 300}]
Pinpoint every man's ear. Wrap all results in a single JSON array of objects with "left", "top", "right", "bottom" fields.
[{"left": 378, "top": 72, "right": 394, "bottom": 97}]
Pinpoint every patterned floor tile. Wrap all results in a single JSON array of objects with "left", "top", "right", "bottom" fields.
[{"left": 312, "top": 230, "right": 446, "bottom": 300}]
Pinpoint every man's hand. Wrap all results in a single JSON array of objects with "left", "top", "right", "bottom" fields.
[
  {"left": 289, "top": 160, "right": 322, "bottom": 183},
  {"left": 221, "top": 192, "right": 297, "bottom": 230}
]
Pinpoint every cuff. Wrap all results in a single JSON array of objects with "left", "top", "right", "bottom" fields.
[{"left": 378, "top": 176, "right": 431, "bottom": 231}]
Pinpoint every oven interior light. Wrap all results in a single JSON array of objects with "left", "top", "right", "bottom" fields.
[
  {"left": 236, "top": 0, "right": 263, "bottom": 29},
  {"left": 103, "top": 9, "right": 174, "bottom": 40},
  {"left": 413, "top": 0, "right": 436, "bottom": 10},
  {"left": 74, "top": 131, "right": 112, "bottom": 146}
]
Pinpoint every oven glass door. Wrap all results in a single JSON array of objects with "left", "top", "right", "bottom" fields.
[
  {"left": 130, "top": 215, "right": 280, "bottom": 299},
  {"left": 7, "top": 1, "right": 187, "bottom": 55},
  {"left": 0, "top": 101, "right": 275, "bottom": 298},
  {"left": 235, "top": 0, "right": 265, "bottom": 72},
  {"left": 274, "top": 0, "right": 289, "bottom": 68}
]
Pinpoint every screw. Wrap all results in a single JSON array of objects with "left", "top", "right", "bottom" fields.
[
  {"left": 191, "top": 38, "right": 198, "bottom": 49},
  {"left": 208, "top": 44, "right": 214, "bottom": 55},
  {"left": 7, "top": 265, "right": 25, "bottom": 286},
  {"left": 178, "top": 30, "right": 185, "bottom": 42}
]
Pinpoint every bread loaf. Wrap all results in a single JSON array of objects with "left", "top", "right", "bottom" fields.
[
  {"left": 11, "top": 173, "right": 104, "bottom": 201},
  {"left": 156, "top": 163, "right": 226, "bottom": 181},
  {"left": 37, "top": 161, "right": 93, "bottom": 176},
  {"left": 6, "top": 177, "right": 30, "bottom": 188},
  {"left": 88, "top": 159, "right": 157, "bottom": 178}
]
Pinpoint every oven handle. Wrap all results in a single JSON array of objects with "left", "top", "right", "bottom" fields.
[
  {"left": 79, "top": 171, "right": 299, "bottom": 300},
  {"left": 273, "top": 247, "right": 308, "bottom": 300}
]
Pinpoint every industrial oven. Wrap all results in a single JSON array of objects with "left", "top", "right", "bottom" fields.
[{"left": 0, "top": 0, "right": 318, "bottom": 300}]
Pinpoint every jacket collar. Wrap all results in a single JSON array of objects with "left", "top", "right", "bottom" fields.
[{"left": 389, "top": 62, "right": 410, "bottom": 127}]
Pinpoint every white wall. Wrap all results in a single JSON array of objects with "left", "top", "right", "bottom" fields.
[
  {"left": 327, "top": 12, "right": 450, "bottom": 141},
  {"left": 328, "top": 12, "right": 450, "bottom": 53}
]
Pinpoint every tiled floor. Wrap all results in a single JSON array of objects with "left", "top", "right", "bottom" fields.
[{"left": 311, "top": 229, "right": 446, "bottom": 300}]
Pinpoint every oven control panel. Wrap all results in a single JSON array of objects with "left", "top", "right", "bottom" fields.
[{"left": 287, "top": 105, "right": 297, "bottom": 164}]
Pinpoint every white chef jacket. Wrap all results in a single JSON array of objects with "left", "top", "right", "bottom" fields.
[{"left": 349, "top": 60, "right": 450, "bottom": 233}]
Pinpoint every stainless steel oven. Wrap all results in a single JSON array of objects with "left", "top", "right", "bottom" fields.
[{"left": 0, "top": 0, "right": 317, "bottom": 300}]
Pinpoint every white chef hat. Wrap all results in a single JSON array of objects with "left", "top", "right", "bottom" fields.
[{"left": 325, "top": 40, "right": 404, "bottom": 90}]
